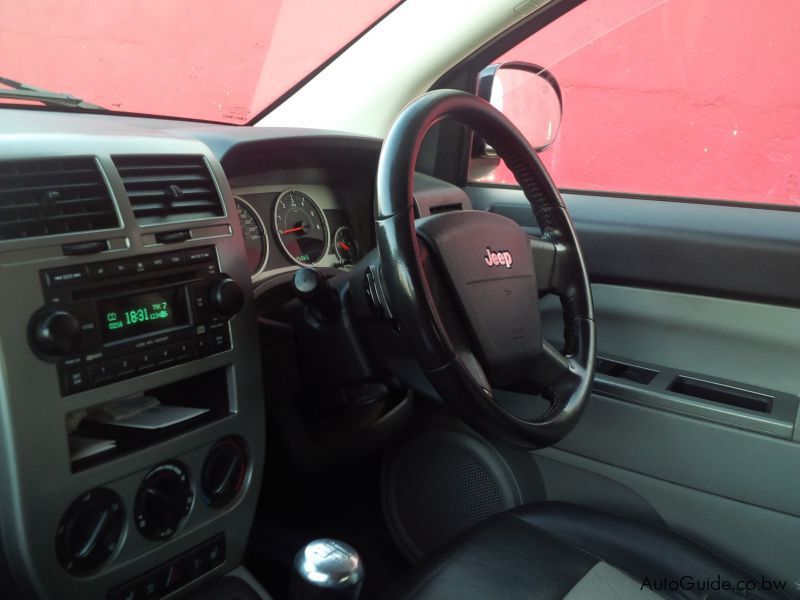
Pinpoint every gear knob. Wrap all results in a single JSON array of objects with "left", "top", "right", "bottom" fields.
[{"left": 291, "top": 538, "right": 364, "bottom": 600}]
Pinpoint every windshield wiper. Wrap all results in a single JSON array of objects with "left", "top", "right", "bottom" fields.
[{"left": 0, "top": 76, "right": 107, "bottom": 110}]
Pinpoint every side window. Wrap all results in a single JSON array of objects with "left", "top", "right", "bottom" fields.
[{"left": 471, "top": 0, "right": 800, "bottom": 207}]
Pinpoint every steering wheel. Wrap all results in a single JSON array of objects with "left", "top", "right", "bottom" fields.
[{"left": 375, "top": 90, "right": 595, "bottom": 449}]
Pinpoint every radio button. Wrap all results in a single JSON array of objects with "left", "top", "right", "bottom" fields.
[
  {"left": 194, "top": 336, "right": 210, "bottom": 357},
  {"left": 165, "top": 252, "right": 185, "bottom": 268},
  {"left": 108, "top": 261, "right": 129, "bottom": 276},
  {"left": 113, "top": 356, "right": 136, "bottom": 377},
  {"left": 190, "top": 283, "right": 211, "bottom": 322},
  {"left": 136, "top": 350, "right": 157, "bottom": 373},
  {"left": 174, "top": 341, "right": 193, "bottom": 362},
  {"left": 155, "top": 345, "right": 176, "bottom": 366},
  {"left": 45, "top": 266, "right": 87, "bottom": 288},
  {"left": 185, "top": 247, "right": 213, "bottom": 264},
  {"left": 63, "top": 367, "right": 88, "bottom": 394},
  {"left": 210, "top": 330, "right": 230, "bottom": 353},
  {"left": 130, "top": 258, "right": 148, "bottom": 274},
  {"left": 88, "top": 362, "right": 115, "bottom": 385},
  {"left": 147, "top": 255, "right": 168, "bottom": 270},
  {"left": 87, "top": 262, "right": 112, "bottom": 280}
]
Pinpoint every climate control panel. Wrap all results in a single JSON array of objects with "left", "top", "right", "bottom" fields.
[{"left": 56, "top": 438, "right": 247, "bottom": 589}]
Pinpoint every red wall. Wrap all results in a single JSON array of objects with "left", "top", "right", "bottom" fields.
[
  {"left": 0, "top": 0, "right": 391, "bottom": 123},
  {"left": 491, "top": 0, "right": 800, "bottom": 206},
  {"left": 2, "top": 0, "right": 798, "bottom": 206}
]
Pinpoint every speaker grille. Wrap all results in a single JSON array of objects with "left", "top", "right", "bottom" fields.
[{"left": 384, "top": 432, "right": 518, "bottom": 559}]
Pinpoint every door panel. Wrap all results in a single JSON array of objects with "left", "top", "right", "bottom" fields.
[
  {"left": 467, "top": 185, "right": 800, "bottom": 586},
  {"left": 471, "top": 185, "right": 800, "bottom": 306}
]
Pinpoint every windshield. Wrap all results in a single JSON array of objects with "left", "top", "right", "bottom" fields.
[{"left": 0, "top": 0, "right": 401, "bottom": 124}]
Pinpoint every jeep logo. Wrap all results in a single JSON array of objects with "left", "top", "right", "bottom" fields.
[{"left": 484, "top": 247, "right": 513, "bottom": 268}]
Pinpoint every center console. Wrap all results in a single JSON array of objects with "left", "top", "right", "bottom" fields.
[{"left": 0, "top": 138, "right": 265, "bottom": 600}]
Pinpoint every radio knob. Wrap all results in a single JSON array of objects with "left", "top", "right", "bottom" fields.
[
  {"left": 30, "top": 308, "right": 82, "bottom": 356},
  {"left": 210, "top": 276, "right": 244, "bottom": 316}
]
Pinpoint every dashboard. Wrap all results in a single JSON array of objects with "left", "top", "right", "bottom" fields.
[{"left": 0, "top": 107, "right": 381, "bottom": 600}]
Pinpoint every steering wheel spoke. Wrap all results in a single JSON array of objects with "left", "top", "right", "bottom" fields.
[
  {"left": 531, "top": 339, "right": 572, "bottom": 388},
  {"left": 530, "top": 235, "right": 558, "bottom": 295}
]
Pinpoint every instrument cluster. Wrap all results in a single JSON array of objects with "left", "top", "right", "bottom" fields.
[{"left": 233, "top": 187, "right": 360, "bottom": 277}]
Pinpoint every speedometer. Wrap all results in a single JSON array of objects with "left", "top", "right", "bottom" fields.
[
  {"left": 235, "top": 197, "right": 268, "bottom": 275},
  {"left": 273, "top": 190, "right": 329, "bottom": 266}
]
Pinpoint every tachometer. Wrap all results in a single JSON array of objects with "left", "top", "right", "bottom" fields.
[
  {"left": 273, "top": 190, "right": 329, "bottom": 266},
  {"left": 235, "top": 197, "right": 268, "bottom": 275}
]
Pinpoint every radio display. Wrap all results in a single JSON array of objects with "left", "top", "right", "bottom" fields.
[{"left": 98, "top": 288, "right": 189, "bottom": 342}]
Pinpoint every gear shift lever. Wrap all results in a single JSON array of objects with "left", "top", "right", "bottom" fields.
[{"left": 291, "top": 538, "right": 364, "bottom": 600}]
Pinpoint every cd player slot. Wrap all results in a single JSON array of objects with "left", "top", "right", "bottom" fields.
[{"left": 70, "top": 271, "right": 205, "bottom": 303}]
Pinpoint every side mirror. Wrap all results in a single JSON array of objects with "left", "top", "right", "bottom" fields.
[{"left": 475, "top": 62, "right": 563, "bottom": 157}]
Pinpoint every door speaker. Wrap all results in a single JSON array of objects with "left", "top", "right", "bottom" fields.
[{"left": 382, "top": 429, "right": 521, "bottom": 561}]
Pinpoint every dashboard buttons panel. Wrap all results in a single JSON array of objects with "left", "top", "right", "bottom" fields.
[{"left": 108, "top": 535, "right": 226, "bottom": 600}]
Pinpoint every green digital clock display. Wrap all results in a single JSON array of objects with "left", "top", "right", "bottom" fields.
[{"left": 98, "top": 289, "right": 188, "bottom": 342}]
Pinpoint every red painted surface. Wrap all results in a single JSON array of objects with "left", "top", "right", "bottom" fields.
[
  {"left": 486, "top": 0, "right": 800, "bottom": 206},
  {"left": 2, "top": 1, "right": 797, "bottom": 206},
  {"left": 0, "top": 0, "right": 394, "bottom": 124}
]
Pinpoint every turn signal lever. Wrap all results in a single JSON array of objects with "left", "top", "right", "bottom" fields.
[
  {"left": 292, "top": 268, "right": 340, "bottom": 324},
  {"left": 291, "top": 539, "right": 364, "bottom": 600}
]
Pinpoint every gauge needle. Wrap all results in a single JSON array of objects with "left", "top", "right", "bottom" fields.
[
  {"left": 338, "top": 241, "right": 351, "bottom": 251},
  {"left": 281, "top": 225, "right": 305, "bottom": 235}
]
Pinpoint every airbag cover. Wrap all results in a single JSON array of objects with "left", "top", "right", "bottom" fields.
[{"left": 416, "top": 210, "right": 541, "bottom": 386}]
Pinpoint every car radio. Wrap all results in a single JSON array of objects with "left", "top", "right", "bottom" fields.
[{"left": 28, "top": 245, "right": 244, "bottom": 396}]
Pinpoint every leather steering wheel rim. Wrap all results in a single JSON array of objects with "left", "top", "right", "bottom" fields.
[{"left": 375, "top": 89, "right": 595, "bottom": 448}]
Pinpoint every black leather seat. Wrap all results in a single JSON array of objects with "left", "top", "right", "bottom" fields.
[{"left": 389, "top": 503, "right": 792, "bottom": 599}]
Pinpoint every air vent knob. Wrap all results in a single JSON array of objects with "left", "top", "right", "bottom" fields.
[
  {"left": 210, "top": 275, "right": 244, "bottom": 316},
  {"left": 30, "top": 308, "right": 82, "bottom": 356},
  {"left": 202, "top": 437, "right": 248, "bottom": 508}
]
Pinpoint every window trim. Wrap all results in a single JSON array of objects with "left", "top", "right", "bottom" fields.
[{"left": 469, "top": 182, "right": 800, "bottom": 214}]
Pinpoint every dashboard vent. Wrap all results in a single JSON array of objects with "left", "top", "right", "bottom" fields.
[
  {"left": 112, "top": 155, "right": 224, "bottom": 225},
  {"left": 0, "top": 157, "right": 118, "bottom": 242}
]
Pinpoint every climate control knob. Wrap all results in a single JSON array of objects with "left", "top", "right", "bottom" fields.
[
  {"left": 56, "top": 488, "right": 125, "bottom": 575},
  {"left": 30, "top": 308, "right": 82, "bottom": 356},
  {"left": 209, "top": 275, "right": 244, "bottom": 316},
  {"left": 134, "top": 462, "right": 193, "bottom": 540}
]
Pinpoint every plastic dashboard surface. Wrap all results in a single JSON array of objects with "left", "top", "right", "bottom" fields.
[{"left": 0, "top": 107, "right": 381, "bottom": 600}]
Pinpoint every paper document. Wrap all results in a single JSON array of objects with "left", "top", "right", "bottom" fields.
[
  {"left": 86, "top": 404, "right": 210, "bottom": 430},
  {"left": 69, "top": 436, "right": 117, "bottom": 461}
]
